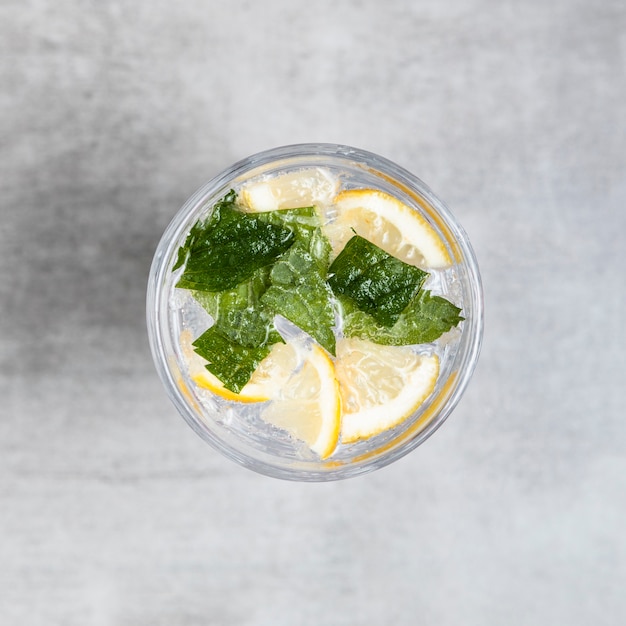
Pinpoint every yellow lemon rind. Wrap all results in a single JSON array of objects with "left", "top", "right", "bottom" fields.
[
  {"left": 260, "top": 343, "right": 342, "bottom": 460},
  {"left": 335, "top": 337, "right": 440, "bottom": 444},
  {"left": 190, "top": 371, "right": 272, "bottom": 403},
  {"left": 332, "top": 188, "right": 451, "bottom": 268}
]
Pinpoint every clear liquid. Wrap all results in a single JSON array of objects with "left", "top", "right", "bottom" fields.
[{"left": 167, "top": 169, "right": 465, "bottom": 462}]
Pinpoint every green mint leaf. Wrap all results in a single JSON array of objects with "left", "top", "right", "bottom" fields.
[
  {"left": 261, "top": 245, "right": 336, "bottom": 355},
  {"left": 257, "top": 207, "right": 336, "bottom": 355},
  {"left": 192, "top": 267, "right": 281, "bottom": 348},
  {"left": 192, "top": 326, "right": 275, "bottom": 394},
  {"left": 173, "top": 190, "right": 239, "bottom": 272},
  {"left": 341, "top": 289, "right": 464, "bottom": 345},
  {"left": 172, "top": 219, "right": 204, "bottom": 271},
  {"left": 328, "top": 235, "right": 428, "bottom": 327},
  {"left": 257, "top": 206, "right": 331, "bottom": 269},
  {"left": 175, "top": 191, "right": 296, "bottom": 291}
]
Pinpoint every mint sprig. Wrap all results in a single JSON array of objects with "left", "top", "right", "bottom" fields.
[{"left": 173, "top": 191, "right": 464, "bottom": 395}]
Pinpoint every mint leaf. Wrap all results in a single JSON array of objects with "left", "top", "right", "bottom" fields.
[
  {"left": 192, "top": 267, "right": 281, "bottom": 348},
  {"left": 328, "top": 235, "right": 428, "bottom": 327},
  {"left": 257, "top": 207, "right": 336, "bottom": 355},
  {"left": 257, "top": 205, "right": 331, "bottom": 268},
  {"left": 192, "top": 326, "right": 274, "bottom": 393},
  {"left": 173, "top": 220, "right": 204, "bottom": 271},
  {"left": 261, "top": 245, "right": 337, "bottom": 355},
  {"left": 341, "top": 289, "right": 463, "bottom": 345},
  {"left": 175, "top": 191, "right": 296, "bottom": 292},
  {"left": 173, "top": 190, "right": 238, "bottom": 273}
]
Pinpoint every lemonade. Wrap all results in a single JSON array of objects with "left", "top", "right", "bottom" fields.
[{"left": 147, "top": 145, "right": 483, "bottom": 480}]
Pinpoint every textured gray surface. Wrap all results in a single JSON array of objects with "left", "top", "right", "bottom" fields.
[{"left": 2, "top": 1, "right": 625, "bottom": 624}]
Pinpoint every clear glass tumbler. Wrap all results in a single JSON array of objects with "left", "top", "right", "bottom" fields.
[{"left": 146, "top": 144, "right": 483, "bottom": 480}]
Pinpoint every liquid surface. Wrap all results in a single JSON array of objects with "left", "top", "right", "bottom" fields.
[{"left": 169, "top": 168, "right": 465, "bottom": 461}]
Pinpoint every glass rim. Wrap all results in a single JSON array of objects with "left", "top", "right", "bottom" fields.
[{"left": 146, "top": 143, "right": 484, "bottom": 481}]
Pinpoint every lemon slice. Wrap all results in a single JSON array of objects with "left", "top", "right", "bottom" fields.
[
  {"left": 261, "top": 342, "right": 341, "bottom": 459},
  {"left": 335, "top": 337, "right": 440, "bottom": 443},
  {"left": 240, "top": 167, "right": 338, "bottom": 212},
  {"left": 179, "top": 330, "right": 290, "bottom": 403},
  {"left": 325, "top": 188, "right": 451, "bottom": 268}
]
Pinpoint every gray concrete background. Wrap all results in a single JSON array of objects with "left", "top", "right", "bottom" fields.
[{"left": 2, "top": 1, "right": 625, "bottom": 624}]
